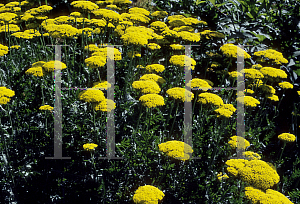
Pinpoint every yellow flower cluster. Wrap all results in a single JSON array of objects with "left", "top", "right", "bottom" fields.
[
  {"left": 92, "top": 81, "right": 111, "bottom": 90},
  {"left": 133, "top": 185, "right": 165, "bottom": 204},
  {"left": 177, "top": 31, "right": 200, "bottom": 42},
  {"left": 83, "top": 143, "right": 98, "bottom": 151},
  {"left": 39, "top": 105, "right": 54, "bottom": 111},
  {"left": 85, "top": 56, "right": 107, "bottom": 68},
  {"left": 0, "top": 24, "right": 20, "bottom": 33},
  {"left": 139, "top": 74, "right": 166, "bottom": 84},
  {"left": 42, "top": 61, "right": 67, "bottom": 72},
  {"left": 169, "top": 55, "right": 196, "bottom": 70},
  {"left": 259, "top": 84, "right": 276, "bottom": 95},
  {"left": 245, "top": 186, "right": 294, "bottom": 204},
  {"left": 243, "top": 151, "right": 261, "bottom": 160},
  {"left": 139, "top": 94, "right": 165, "bottom": 108},
  {"left": 244, "top": 89, "right": 254, "bottom": 95},
  {"left": 200, "top": 30, "right": 225, "bottom": 39},
  {"left": 0, "top": 12, "right": 17, "bottom": 22},
  {"left": 11, "top": 29, "right": 42, "bottom": 39},
  {"left": 278, "top": 133, "right": 296, "bottom": 143},
  {"left": 260, "top": 67, "right": 287, "bottom": 79},
  {"left": 144, "top": 64, "right": 165, "bottom": 73},
  {"left": 228, "top": 71, "right": 243, "bottom": 79},
  {"left": 71, "top": 1, "right": 99, "bottom": 11},
  {"left": 217, "top": 172, "right": 229, "bottom": 181},
  {"left": 132, "top": 80, "right": 161, "bottom": 94},
  {"left": 173, "top": 25, "right": 194, "bottom": 32},
  {"left": 220, "top": 43, "right": 251, "bottom": 59},
  {"left": 237, "top": 96, "right": 260, "bottom": 107},
  {"left": 92, "top": 47, "right": 122, "bottom": 61},
  {"left": 265, "top": 94, "right": 279, "bottom": 101},
  {"left": 166, "top": 87, "right": 194, "bottom": 102},
  {"left": 254, "top": 49, "right": 288, "bottom": 65},
  {"left": 10, "top": 45, "right": 20, "bottom": 49},
  {"left": 228, "top": 136, "right": 250, "bottom": 150},
  {"left": 147, "top": 43, "right": 161, "bottom": 50},
  {"left": 278, "top": 81, "right": 293, "bottom": 89},
  {"left": 93, "top": 9, "right": 122, "bottom": 23},
  {"left": 197, "top": 93, "right": 224, "bottom": 107},
  {"left": 226, "top": 159, "right": 280, "bottom": 190},
  {"left": 0, "top": 87, "right": 15, "bottom": 105},
  {"left": 241, "top": 68, "right": 264, "bottom": 80},
  {"left": 127, "top": 51, "right": 141, "bottom": 58},
  {"left": 170, "top": 44, "right": 185, "bottom": 50},
  {"left": 252, "top": 64, "right": 263, "bottom": 69},
  {"left": 151, "top": 10, "right": 168, "bottom": 19},
  {"left": 0, "top": 44, "right": 9, "bottom": 56},
  {"left": 214, "top": 104, "right": 236, "bottom": 118},
  {"left": 47, "top": 24, "right": 80, "bottom": 39},
  {"left": 92, "top": 99, "right": 116, "bottom": 112},
  {"left": 78, "top": 89, "right": 105, "bottom": 103},
  {"left": 158, "top": 140, "right": 194, "bottom": 161},
  {"left": 149, "top": 21, "right": 167, "bottom": 32}
]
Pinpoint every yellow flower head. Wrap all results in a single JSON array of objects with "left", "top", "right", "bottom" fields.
[
  {"left": 39, "top": 105, "right": 54, "bottom": 111},
  {"left": 139, "top": 74, "right": 166, "bottom": 84},
  {"left": 220, "top": 43, "right": 251, "bottom": 59},
  {"left": 145, "top": 64, "right": 165, "bottom": 73},
  {"left": 170, "top": 44, "right": 185, "bottom": 50},
  {"left": 265, "top": 94, "right": 279, "bottom": 101},
  {"left": 0, "top": 87, "right": 15, "bottom": 105},
  {"left": 25, "top": 67, "right": 45, "bottom": 77},
  {"left": 254, "top": 49, "right": 288, "bottom": 65},
  {"left": 278, "top": 133, "right": 296, "bottom": 143},
  {"left": 139, "top": 94, "right": 165, "bottom": 108},
  {"left": 71, "top": 1, "right": 99, "bottom": 11},
  {"left": 0, "top": 44, "right": 9, "bottom": 56},
  {"left": 92, "top": 99, "right": 116, "bottom": 112},
  {"left": 166, "top": 87, "right": 194, "bottom": 102},
  {"left": 237, "top": 96, "right": 260, "bottom": 107},
  {"left": 186, "top": 78, "right": 212, "bottom": 90},
  {"left": 0, "top": 12, "right": 17, "bottom": 22},
  {"left": 228, "top": 136, "right": 250, "bottom": 150},
  {"left": 132, "top": 80, "right": 161, "bottom": 94},
  {"left": 147, "top": 43, "right": 161, "bottom": 50},
  {"left": 133, "top": 185, "right": 165, "bottom": 204},
  {"left": 217, "top": 172, "right": 229, "bottom": 181},
  {"left": 214, "top": 108, "right": 234, "bottom": 118},
  {"left": 83, "top": 143, "right": 98, "bottom": 150},
  {"left": 169, "top": 55, "right": 196, "bottom": 70},
  {"left": 197, "top": 93, "right": 224, "bottom": 107},
  {"left": 243, "top": 151, "right": 261, "bottom": 160},
  {"left": 129, "top": 7, "right": 150, "bottom": 16},
  {"left": 92, "top": 81, "right": 111, "bottom": 90},
  {"left": 260, "top": 67, "right": 287, "bottom": 79},
  {"left": 241, "top": 68, "right": 264, "bottom": 80},
  {"left": 42, "top": 61, "right": 67, "bottom": 72},
  {"left": 158, "top": 140, "right": 193, "bottom": 161},
  {"left": 278, "top": 81, "right": 293, "bottom": 89},
  {"left": 48, "top": 24, "right": 80, "bottom": 39},
  {"left": 259, "top": 84, "right": 276, "bottom": 95},
  {"left": 177, "top": 31, "right": 200, "bottom": 42},
  {"left": 151, "top": 10, "right": 168, "bottom": 19},
  {"left": 85, "top": 56, "right": 107, "bottom": 68},
  {"left": 78, "top": 89, "right": 105, "bottom": 103}
]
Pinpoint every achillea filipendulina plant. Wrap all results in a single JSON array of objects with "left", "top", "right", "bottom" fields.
[
  {"left": 166, "top": 87, "right": 194, "bottom": 102},
  {"left": 147, "top": 43, "right": 161, "bottom": 50},
  {"left": 139, "top": 74, "right": 166, "bottom": 84},
  {"left": 260, "top": 67, "right": 287, "bottom": 79},
  {"left": 39, "top": 105, "right": 54, "bottom": 111},
  {"left": 0, "top": 24, "right": 20, "bottom": 33},
  {"left": 252, "top": 64, "right": 263, "bottom": 69},
  {"left": 0, "top": 44, "right": 9, "bottom": 56},
  {"left": 85, "top": 56, "right": 107, "bottom": 68},
  {"left": 158, "top": 140, "right": 194, "bottom": 161},
  {"left": 278, "top": 81, "right": 293, "bottom": 89},
  {"left": 93, "top": 9, "right": 122, "bottom": 23},
  {"left": 71, "top": 1, "right": 99, "bottom": 12},
  {"left": 197, "top": 93, "right": 224, "bottom": 107},
  {"left": 0, "top": 12, "right": 17, "bottom": 22},
  {"left": 241, "top": 68, "right": 264, "bottom": 80},
  {"left": 245, "top": 187, "right": 294, "bottom": 203},
  {"left": 173, "top": 25, "right": 194, "bottom": 32},
  {"left": 265, "top": 94, "right": 279, "bottom": 101},
  {"left": 237, "top": 96, "right": 260, "bottom": 107},
  {"left": 144, "top": 64, "right": 165, "bottom": 73},
  {"left": 92, "top": 99, "right": 116, "bottom": 112},
  {"left": 217, "top": 172, "right": 229, "bottom": 181},
  {"left": 259, "top": 84, "right": 276, "bottom": 95},
  {"left": 25, "top": 67, "right": 45, "bottom": 77},
  {"left": 78, "top": 89, "right": 105, "bottom": 103},
  {"left": 214, "top": 108, "right": 234, "bottom": 118},
  {"left": 244, "top": 89, "right": 254, "bottom": 95},
  {"left": 0, "top": 87, "right": 15, "bottom": 105},
  {"left": 228, "top": 71, "right": 243, "bottom": 79},
  {"left": 133, "top": 185, "right": 165, "bottom": 204},
  {"left": 169, "top": 55, "right": 196, "bottom": 70},
  {"left": 128, "top": 7, "right": 150, "bottom": 16},
  {"left": 220, "top": 43, "right": 251, "bottom": 59},
  {"left": 149, "top": 21, "right": 168, "bottom": 32},
  {"left": 254, "top": 49, "right": 288, "bottom": 65},
  {"left": 278, "top": 133, "right": 296, "bottom": 143},
  {"left": 177, "top": 31, "right": 200, "bottom": 42},
  {"left": 200, "top": 30, "right": 225, "bottom": 39},
  {"left": 139, "top": 94, "right": 165, "bottom": 108},
  {"left": 170, "top": 44, "right": 185, "bottom": 50},
  {"left": 220, "top": 104, "right": 236, "bottom": 112},
  {"left": 92, "top": 47, "right": 122, "bottom": 61},
  {"left": 83, "top": 143, "right": 98, "bottom": 151},
  {"left": 228, "top": 136, "right": 250, "bottom": 150},
  {"left": 226, "top": 159, "right": 280, "bottom": 190},
  {"left": 132, "top": 80, "right": 161, "bottom": 94},
  {"left": 243, "top": 151, "right": 261, "bottom": 160},
  {"left": 47, "top": 24, "right": 80, "bottom": 39},
  {"left": 42, "top": 61, "right": 67, "bottom": 72},
  {"left": 151, "top": 10, "right": 168, "bottom": 19},
  {"left": 92, "top": 81, "right": 111, "bottom": 90}
]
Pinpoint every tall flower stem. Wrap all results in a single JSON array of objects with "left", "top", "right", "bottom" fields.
[
  {"left": 170, "top": 101, "right": 179, "bottom": 137},
  {"left": 279, "top": 141, "right": 287, "bottom": 161},
  {"left": 164, "top": 99, "right": 175, "bottom": 140}
]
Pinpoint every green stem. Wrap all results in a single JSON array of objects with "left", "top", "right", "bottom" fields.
[
  {"left": 170, "top": 101, "right": 179, "bottom": 137},
  {"left": 164, "top": 99, "right": 175, "bottom": 139},
  {"left": 279, "top": 142, "right": 286, "bottom": 161}
]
